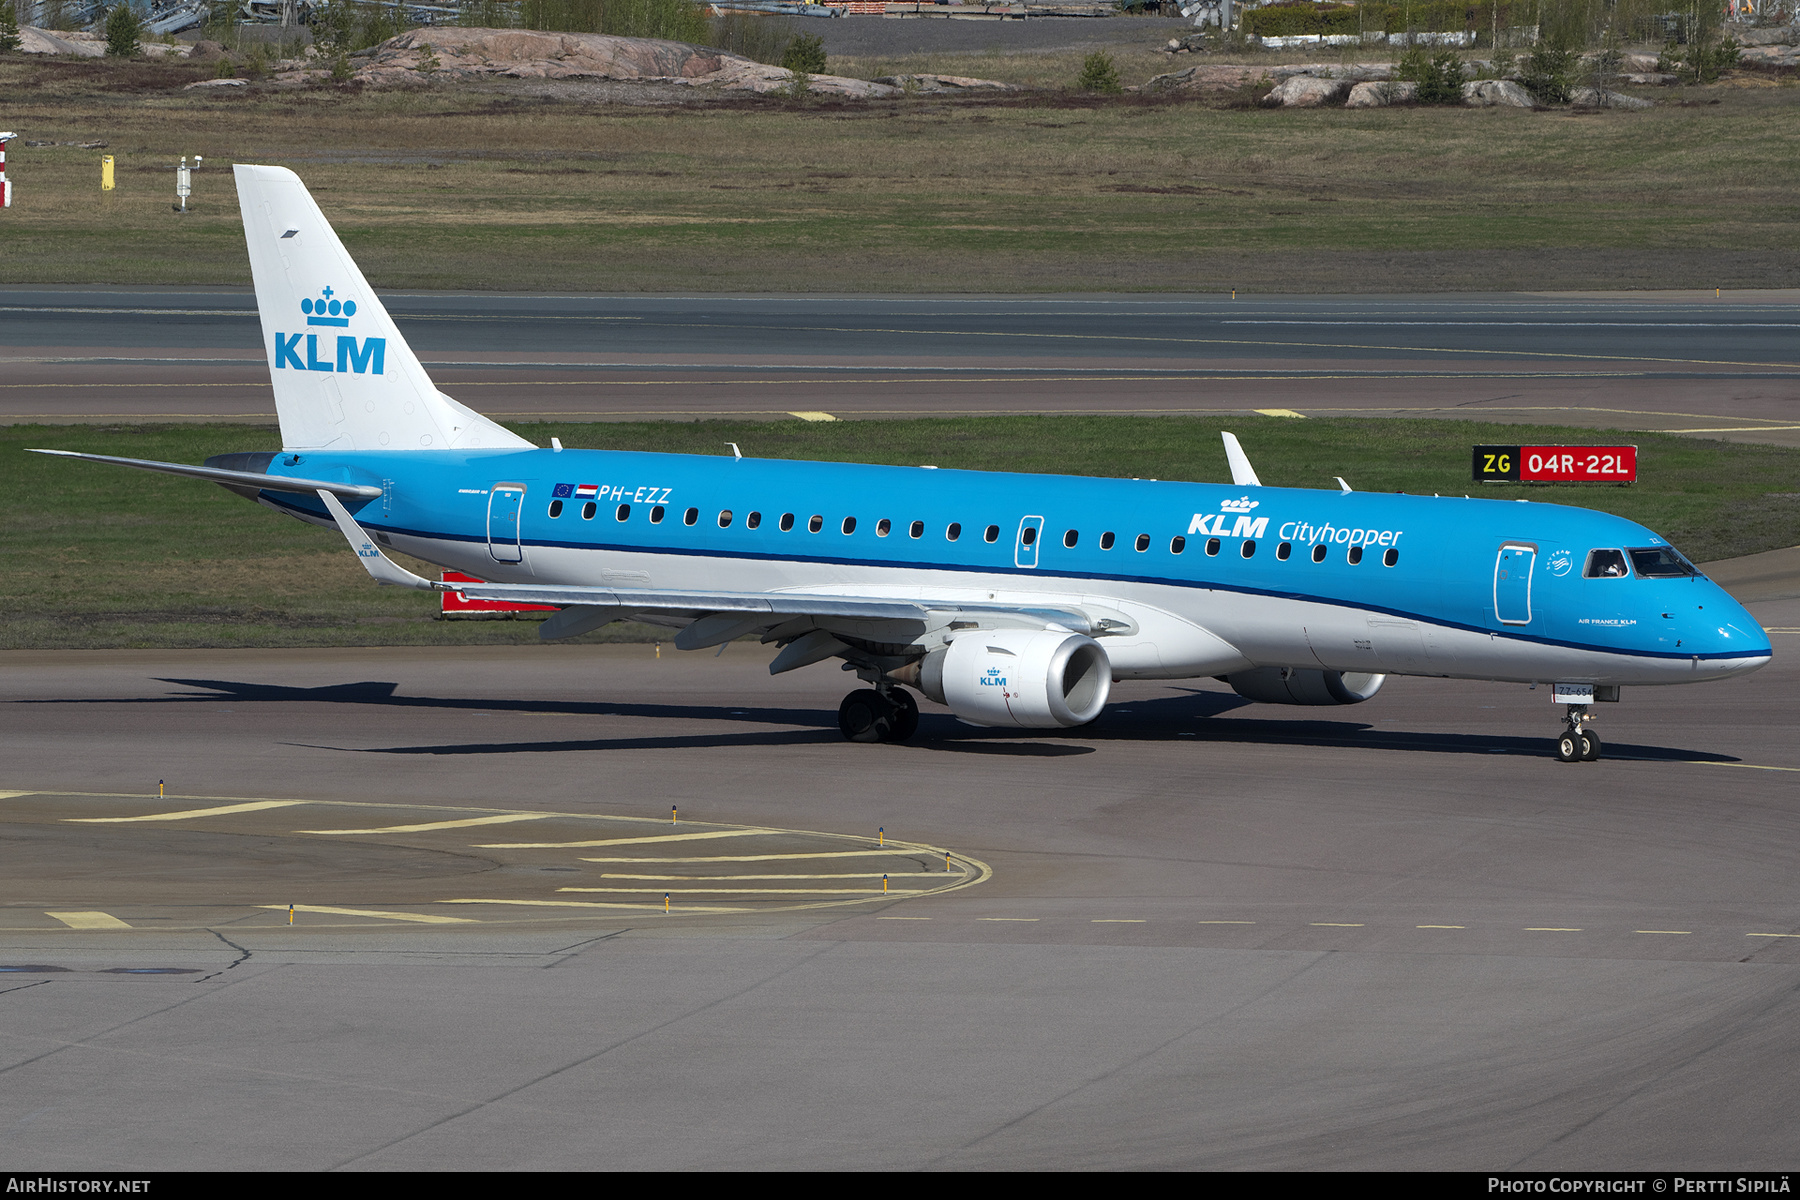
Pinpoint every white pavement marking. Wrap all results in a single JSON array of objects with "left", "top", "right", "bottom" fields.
[
  {"left": 46, "top": 911, "right": 131, "bottom": 929},
  {"left": 557, "top": 887, "right": 931, "bottom": 895},
  {"left": 295, "top": 813, "right": 555, "bottom": 835},
  {"left": 67, "top": 800, "right": 304, "bottom": 823},
  {"left": 259, "top": 905, "right": 476, "bottom": 924},
  {"left": 481, "top": 828, "right": 777, "bottom": 849}
]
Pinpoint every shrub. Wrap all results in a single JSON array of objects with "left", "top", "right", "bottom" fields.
[
  {"left": 1077, "top": 50, "right": 1121, "bottom": 93},
  {"left": 1520, "top": 40, "right": 1576, "bottom": 103},
  {"left": 103, "top": 3, "right": 142, "bottom": 58},
  {"left": 1417, "top": 49, "right": 1466, "bottom": 102},
  {"left": 780, "top": 31, "right": 825, "bottom": 75},
  {"left": 0, "top": 1, "right": 22, "bottom": 55}
]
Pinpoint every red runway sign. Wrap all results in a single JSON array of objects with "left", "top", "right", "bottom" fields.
[{"left": 1473, "top": 445, "right": 1637, "bottom": 484}]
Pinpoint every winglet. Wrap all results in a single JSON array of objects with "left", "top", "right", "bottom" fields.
[
  {"left": 1221, "top": 432, "right": 1262, "bottom": 487},
  {"left": 316, "top": 489, "right": 437, "bottom": 590},
  {"left": 1336, "top": 476, "right": 1353, "bottom": 494}
]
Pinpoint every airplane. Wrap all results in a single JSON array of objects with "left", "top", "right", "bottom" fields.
[{"left": 31, "top": 165, "right": 1774, "bottom": 761}]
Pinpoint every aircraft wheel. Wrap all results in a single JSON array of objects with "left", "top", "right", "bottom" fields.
[
  {"left": 1580, "top": 730, "right": 1601, "bottom": 762},
  {"left": 887, "top": 688, "right": 920, "bottom": 743},
  {"left": 1555, "top": 731, "right": 1582, "bottom": 763},
  {"left": 838, "top": 689, "right": 893, "bottom": 744}
]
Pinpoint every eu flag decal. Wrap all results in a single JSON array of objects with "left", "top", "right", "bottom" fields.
[{"left": 552, "top": 483, "right": 575, "bottom": 498}]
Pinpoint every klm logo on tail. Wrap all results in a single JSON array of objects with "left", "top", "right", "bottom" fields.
[{"left": 274, "top": 287, "right": 386, "bottom": 376}]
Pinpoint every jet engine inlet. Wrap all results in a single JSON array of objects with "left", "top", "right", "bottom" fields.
[{"left": 920, "top": 629, "right": 1112, "bottom": 728}]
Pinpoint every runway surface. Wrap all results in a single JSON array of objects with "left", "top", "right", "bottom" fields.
[
  {"left": 3, "top": 597, "right": 1798, "bottom": 1169},
  {"left": 6, "top": 289, "right": 1800, "bottom": 444}
]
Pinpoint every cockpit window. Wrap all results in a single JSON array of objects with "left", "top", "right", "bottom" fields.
[
  {"left": 1629, "top": 546, "right": 1699, "bottom": 578},
  {"left": 1584, "top": 549, "right": 1629, "bottom": 579}
]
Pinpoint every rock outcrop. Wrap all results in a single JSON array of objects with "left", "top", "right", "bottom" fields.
[
  {"left": 1264, "top": 74, "right": 1351, "bottom": 107},
  {"left": 1343, "top": 80, "right": 1416, "bottom": 107},
  {"left": 280, "top": 27, "right": 904, "bottom": 97},
  {"left": 1570, "top": 87, "right": 1653, "bottom": 109},
  {"left": 1461, "top": 79, "right": 1535, "bottom": 107}
]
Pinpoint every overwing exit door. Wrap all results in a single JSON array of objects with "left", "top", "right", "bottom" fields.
[{"left": 1015, "top": 515, "right": 1044, "bottom": 568}]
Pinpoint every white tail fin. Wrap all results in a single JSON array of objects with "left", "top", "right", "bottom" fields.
[
  {"left": 234, "top": 164, "right": 532, "bottom": 454},
  {"left": 1220, "top": 431, "right": 1262, "bottom": 487}
]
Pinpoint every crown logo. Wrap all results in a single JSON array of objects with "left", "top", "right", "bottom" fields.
[
  {"left": 301, "top": 286, "right": 356, "bottom": 327},
  {"left": 1219, "top": 496, "right": 1259, "bottom": 513}
]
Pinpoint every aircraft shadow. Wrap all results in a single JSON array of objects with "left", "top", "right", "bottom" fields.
[{"left": 19, "top": 676, "right": 1735, "bottom": 763}]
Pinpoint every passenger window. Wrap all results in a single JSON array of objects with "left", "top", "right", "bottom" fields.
[
  {"left": 808, "top": 515, "right": 823, "bottom": 533},
  {"left": 1241, "top": 540, "right": 1256, "bottom": 559},
  {"left": 1021, "top": 526, "right": 1037, "bottom": 546},
  {"left": 909, "top": 520, "right": 923, "bottom": 539},
  {"left": 617, "top": 503, "right": 630, "bottom": 522},
  {"left": 947, "top": 523, "right": 962, "bottom": 542},
  {"left": 877, "top": 519, "right": 891, "bottom": 537},
  {"left": 1383, "top": 548, "right": 1399, "bottom": 567},
  {"left": 1312, "top": 544, "right": 1327, "bottom": 563},
  {"left": 548, "top": 500, "right": 564, "bottom": 518},
  {"left": 780, "top": 513, "right": 795, "bottom": 532},
  {"left": 1348, "top": 545, "right": 1363, "bottom": 565},
  {"left": 683, "top": 507, "right": 698, "bottom": 526},
  {"left": 746, "top": 511, "right": 761, "bottom": 530},
  {"left": 1276, "top": 541, "right": 1291, "bottom": 561},
  {"left": 718, "top": 510, "right": 733, "bottom": 528},
  {"left": 984, "top": 525, "right": 1000, "bottom": 543},
  {"left": 1585, "top": 549, "right": 1629, "bottom": 578},
  {"left": 1205, "top": 538, "right": 1220, "bottom": 557},
  {"left": 1063, "top": 529, "right": 1077, "bottom": 548},
  {"left": 842, "top": 516, "right": 856, "bottom": 535},
  {"left": 1134, "top": 534, "right": 1150, "bottom": 552},
  {"left": 1170, "top": 536, "right": 1186, "bottom": 554},
  {"left": 649, "top": 505, "right": 663, "bottom": 524},
  {"left": 1100, "top": 531, "right": 1115, "bottom": 550},
  {"left": 583, "top": 502, "right": 597, "bottom": 521}
]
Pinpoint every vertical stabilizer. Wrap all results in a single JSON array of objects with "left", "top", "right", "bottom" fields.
[{"left": 234, "top": 164, "right": 533, "bottom": 453}]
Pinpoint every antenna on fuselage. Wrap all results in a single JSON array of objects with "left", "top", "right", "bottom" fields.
[{"left": 1220, "top": 432, "right": 1261, "bottom": 487}]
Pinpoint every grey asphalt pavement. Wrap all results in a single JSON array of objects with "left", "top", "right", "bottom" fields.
[
  {"left": 2, "top": 599, "right": 1797, "bottom": 1169},
  {"left": 5, "top": 289, "right": 1799, "bottom": 443}
]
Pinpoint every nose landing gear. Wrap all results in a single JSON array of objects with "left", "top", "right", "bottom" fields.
[
  {"left": 838, "top": 685, "right": 920, "bottom": 744},
  {"left": 1554, "top": 704, "right": 1600, "bottom": 763}
]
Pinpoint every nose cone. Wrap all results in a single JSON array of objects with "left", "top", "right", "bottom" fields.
[{"left": 1692, "top": 579, "right": 1773, "bottom": 676}]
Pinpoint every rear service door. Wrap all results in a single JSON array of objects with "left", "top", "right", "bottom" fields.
[
  {"left": 488, "top": 483, "right": 525, "bottom": 563},
  {"left": 1494, "top": 542, "right": 1537, "bottom": 625}
]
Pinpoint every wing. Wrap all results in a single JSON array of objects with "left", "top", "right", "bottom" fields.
[{"left": 316, "top": 491, "right": 1137, "bottom": 675}]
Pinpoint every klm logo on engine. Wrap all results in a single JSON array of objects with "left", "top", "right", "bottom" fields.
[
  {"left": 1188, "top": 496, "right": 1268, "bottom": 539},
  {"left": 979, "top": 667, "right": 1007, "bottom": 688},
  {"left": 273, "top": 287, "right": 386, "bottom": 376}
]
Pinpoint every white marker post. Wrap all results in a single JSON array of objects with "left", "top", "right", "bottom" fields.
[
  {"left": 174, "top": 154, "right": 202, "bottom": 213},
  {"left": 0, "top": 133, "right": 16, "bottom": 209}
]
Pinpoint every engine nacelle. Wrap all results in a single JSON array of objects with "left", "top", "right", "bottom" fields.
[
  {"left": 919, "top": 630, "right": 1112, "bottom": 729},
  {"left": 1224, "top": 667, "right": 1385, "bottom": 706}
]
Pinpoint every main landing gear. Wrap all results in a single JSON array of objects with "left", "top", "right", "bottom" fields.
[
  {"left": 838, "top": 685, "right": 920, "bottom": 744},
  {"left": 1554, "top": 704, "right": 1601, "bottom": 763}
]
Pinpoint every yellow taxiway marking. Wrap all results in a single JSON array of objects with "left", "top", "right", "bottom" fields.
[
  {"left": 1418, "top": 925, "right": 1466, "bottom": 929},
  {"left": 0, "top": 791, "right": 40, "bottom": 800},
  {"left": 1093, "top": 919, "right": 1146, "bottom": 924},
  {"left": 260, "top": 904, "right": 475, "bottom": 925},
  {"left": 1636, "top": 930, "right": 1692, "bottom": 935},
  {"left": 581, "top": 849, "right": 917, "bottom": 863},
  {"left": 600, "top": 872, "right": 917, "bottom": 881},
  {"left": 1693, "top": 761, "right": 1800, "bottom": 773},
  {"left": 296, "top": 813, "right": 555, "bottom": 835},
  {"left": 1748, "top": 932, "right": 1800, "bottom": 938},
  {"left": 67, "top": 800, "right": 305, "bottom": 824},
  {"left": 1525, "top": 927, "right": 1583, "bottom": 932},
  {"left": 979, "top": 917, "right": 1039, "bottom": 922},
  {"left": 788, "top": 410, "right": 838, "bottom": 422},
  {"left": 482, "top": 828, "right": 777, "bottom": 850},
  {"left": 877, "top": 916, "right": 932, "bottom": 920},
  {"left": 1254, "top": 408, "right": 1306, "bottom": 418},
  {"left": 443, "top": 898, "right": 749, "bottom": 913},
  {"left": 1311, "top": 923, "right": 1365, "bottom": 927},
  {"left": 46, "top": 911, "right": 131, "bottom": 929},
  {"left": 557, "top": 886, "right": 931, "bottom": 895},
  {"left": 1666, "top": 424, "right": 1800, "bottom": 434},
  {"left": 1198, "top": 920, "right": 1255, "bottom": 925}
]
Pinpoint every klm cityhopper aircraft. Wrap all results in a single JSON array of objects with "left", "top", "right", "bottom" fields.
[{"left": 33, "top": 166, "right": 1774, "bottom": 759}]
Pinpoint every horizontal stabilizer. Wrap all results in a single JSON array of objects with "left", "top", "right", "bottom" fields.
[
  {"left": 27, "top": 448, "right": 382, "bottom": 498},
  {"left": 317, "top": 489, "right": 436, "bottom": 589}
]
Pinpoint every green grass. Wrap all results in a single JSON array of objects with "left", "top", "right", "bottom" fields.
[
  {"left": 5, "top": 416, "right": 1797, "bottom": 650},
  {"left": 1, "top": 54, "right": 1798, "bottom": 291}
]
